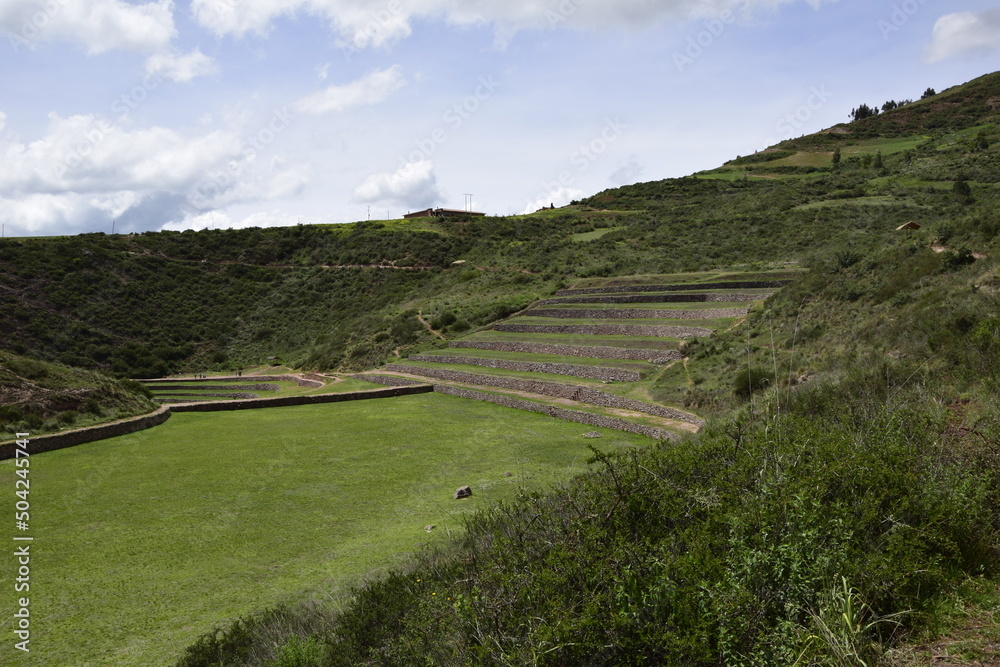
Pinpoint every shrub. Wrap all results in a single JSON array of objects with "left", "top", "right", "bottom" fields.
[{"left": 733, "top": 365, "right": 773, "bottom": 398}]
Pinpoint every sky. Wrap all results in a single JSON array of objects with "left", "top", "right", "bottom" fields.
[{"left": 0, "top": 0, "right": 999, "bottom": 237}]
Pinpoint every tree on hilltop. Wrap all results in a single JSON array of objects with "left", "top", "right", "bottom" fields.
[{"left": 850, "top": 104, "right": 879, "bottom": 121}]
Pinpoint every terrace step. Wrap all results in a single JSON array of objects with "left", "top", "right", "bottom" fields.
[
  {"left": 523, "top": 307, "right": 750, "bottom": 320},
  {"left": 383, "top": 363, "right": 704, "bottom": 427},
  {"left": 408, "top": 353, "right": 644, "bottom": 382},
  {"left": 538, "top": 292, "right": 768, "bottom": 305},
  {"left": 354, "top": 372, "right": 696, "bottom": 441},
  {"left": 492, "top": 323, "right": 712, "bottom": 337},
  {"left": 450, "top": 340, "right": 682, "bottom": 363},
  {"left": 555, "top": 280, "right": 791, "bottom": 296}
]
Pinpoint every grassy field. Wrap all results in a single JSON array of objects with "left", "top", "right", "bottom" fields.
[{"left": 1, "top": 394, "right": 649, "bottom": 666}]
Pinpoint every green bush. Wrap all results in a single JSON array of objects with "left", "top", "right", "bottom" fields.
[{"left": 733, "top": 365, "right": 773, "bottom": 398}]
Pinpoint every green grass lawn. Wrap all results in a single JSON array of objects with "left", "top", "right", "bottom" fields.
[{"left": 1, "top": 394, "right": 649, "bottom": 666}]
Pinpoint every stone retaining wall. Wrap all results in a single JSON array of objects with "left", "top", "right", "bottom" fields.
[
  {"left": 147, "top": 384, "right": 281, "bottom": 392},
  {"left": 0, "top": 406, "right": 171, "bottom": 460},
  {"left": 158, "top": 392, "right": 260, "bottom": 399},
  {"left": 349, "top": 374, "right": 428, "bottom": 387},
  {"left": 524, "top": 307, "right": 750, "bottom": 320},
  {"left": 492, "top": 323, "right": 712, "bottom": 337},
  {"left": 555, "top": 280, "right": 790, "bottom": 297},
  {"left": 538, "top": 293, "right": 764, "bottom": 305},
  {"left": 433, "top": 385, "right": 678, "bottom": 441},
  {"left": 144, "top": 375, "right": 323, "bottom": 388},
  {"left": 169, "top": 385, "right": 432, "bottom": 412},
  {"left": 450, "top": 340, "right": 682, "bottom": 363},
  {"left": 384, "top": 364, "right": 704, "bottom": 426},
  {"left": 408, "top": 355, "right": 641, "bottom": 382}
]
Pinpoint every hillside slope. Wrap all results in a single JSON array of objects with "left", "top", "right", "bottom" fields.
[{"left": 166, "top": 73, "right": 1000, "bottom": 665}]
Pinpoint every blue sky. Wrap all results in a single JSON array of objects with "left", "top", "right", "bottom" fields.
[{"left": 1, "top": 0, "right": 998, "bottom": 237}]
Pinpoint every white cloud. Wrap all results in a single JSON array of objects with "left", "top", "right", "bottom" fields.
[
  {"left": 1, "top": 0, "right": 175, "bottom": 54},
  {"left": 161, "top": 210, "right": 324, "bottom": 232},
  {"left": 0, "top": 112, "right": 310, "bottom": 235},
  {"left": 294, "top": 66, "right": 405, "bottom": 114},
  {"left": 145, "top": 49, "right": 218, "bottom": 83},
  {"left": 925, "top": 10, "right": 1000, "bottom": 63},
  {"left": 609, "top": 154, "right": 644, "bottom": 185},
  {"left": 0, "top": 111, "right": 6, "bottom": 134},
  {"left": 353, "top": 160, "right": 443, "bottom": 209},
  {"left": 190, "top": 0, "right": 834, "bottom": 50},
  {"left": 521, "top": 186, "right": 586, "bottom": 214}
]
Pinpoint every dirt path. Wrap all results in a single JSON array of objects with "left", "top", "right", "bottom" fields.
[{"left": 417, "top": 312, "right": 446, "bottom": 340}]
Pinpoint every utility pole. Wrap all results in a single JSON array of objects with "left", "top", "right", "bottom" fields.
[
  {"left": 367, "top": 206, "right": 371, "bottom": 221},
  {"left": 111, "top": 219, "right": 115, "bottom": 235}
]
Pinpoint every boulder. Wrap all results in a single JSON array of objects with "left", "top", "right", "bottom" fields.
[{"left": 453, "top": 486, "right": 472, "bottom": 499}]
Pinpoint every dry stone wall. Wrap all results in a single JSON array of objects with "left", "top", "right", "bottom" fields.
[
  {"left": 349, "top": 374, "right": 428, "bottom": 387},
  {"left": 450, "top": 340, "right": 682, "bottom": 363},
  {"left": 150, "top": 384, "right": 281, "bottom": 392},
  {"left": 408, "top": 354, "right": 642, "bottom": 382},
  {"left": 492, "top": 323, "right": 712, "bottom": 337},
  {"left": 539, "top": 293, "right": 763, "bottom": 305},
  {"left": 384, "top": 364, "right": 704, "bottom": 426},
  {"left": 0, "top": 406, "right": 171, "bottom": 460},
  {"left": 433, "top": 385, "right": 678, "bottom": 441},
  {"left": 525, "top": 307, "right": 750, "bottom": 320},
  {"left": 169, "top": 385, "right": 432, "bottom": 412},
  {"left": 144, "top": 375, "right": 323, "bottom": 388},
  {"left": 555, "top": 280, "right": 790, "bottom": 297}
]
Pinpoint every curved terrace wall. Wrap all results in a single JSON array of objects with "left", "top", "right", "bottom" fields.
[
  {"left": 434, "top": 385, "right": 678, "bottom": 441},
  {"left": 524, "top": 307, "right": 750, "bottom": 320},
  {"left": 349, "top": 374, "right": 427, "bottom": 387},
  {"left": 143, "top": 375, "right": 324, "bottom": 388},
  {"left": 168, "top": 385, "right": 432, "bottom": 412},
  {"left": 0, "top": 406, "right": 171, "bottom": 460},
  {"left": 1, "top": 386, "right": 432, "bottom": 458},
  {"left": 538, "top": 293, "right": 763, "bottom": 305},
  {"left": 450, "top": 341, "right": 682, "bottom": 363},
  {"left": 492, "top": 324, "right": 713, "bottom": 337},
  {"left": 555, "top": 280, "right": 790, "bottom": 297},
  {"left": 408, "top": 354, "right": 642, "bottom": 382},
  {"left": 384, "top": 364, "right": 704, "bottom": 426}
]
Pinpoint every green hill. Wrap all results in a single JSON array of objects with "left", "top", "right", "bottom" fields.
[{"left": 2, "top": 70, "right": 999, "bottom": 665}]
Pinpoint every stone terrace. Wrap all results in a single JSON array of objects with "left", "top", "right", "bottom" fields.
[{"left": 354, "top": 277, "right": 785, "bottom": 440}]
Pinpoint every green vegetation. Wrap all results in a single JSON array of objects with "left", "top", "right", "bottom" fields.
[
  {"left": 1, "top": 70, "right": 999, "bottom": 665},
  {"left": 0, "top": 350, "right": 155, "bottom": 439},
  {"left": 0, "top": 394, "right": 648, "bottom": 665}
]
